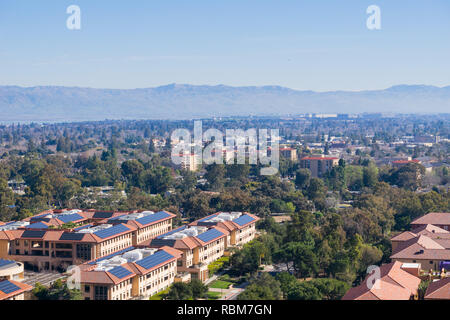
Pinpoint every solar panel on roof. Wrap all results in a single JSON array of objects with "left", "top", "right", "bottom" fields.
[
  {"left": 93, "top": 211, "right": 114, "bottom": 219},
  {"left": 135, "top": 211, "right": 170, "bottom": 226},
  {"left": 58, "top": 213, "right": 84, "bottom": 224},
  {"left": 21, "top": 230, "right": 46, "bottom": 238},
  {"left": 26, "top": 222, "right": 49, "bottom": 229},
  {"left": 88, "top": 247, "right": 135, "bottom": 265},
  {"left": 233, "top": 214, "right": 255, "bottom": 226},
  {"left": 150, "top": 238, "right": 177, "bottom": 247},
  {"left": 135, "top": 250, "right": 174, "bottom": 270},
  {"left": 94, "top": 224, "right": 130, "bottom": 239},
  {"left": 196, "top": 229, "right": 224, "bottom": 243},
  {"left": 0, "top": 280, "right": 20, "bottom": 294},
  {"left": 60, "top": 233, "right": 85, "bottom": 241},
  {"left": 0, "top": 259, "right": 14, "bottom": 268},
  {"left": 108, "top": 266, "right": 132, "bottom": 279},
  {"left": 30, "top": 213, "right": 49, "bottom": 221}
]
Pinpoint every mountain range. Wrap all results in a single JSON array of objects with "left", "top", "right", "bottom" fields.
[{"left": 0, "top": 84, "right": 449, "bottom": 122}]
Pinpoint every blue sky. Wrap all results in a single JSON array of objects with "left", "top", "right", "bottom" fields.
[{"left": 0, "top": 0, "right": 449, "bottom": 91}]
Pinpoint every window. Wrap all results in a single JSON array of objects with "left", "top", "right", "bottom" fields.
[
  {"left": 85, "top": 286, "right": 90, "bottom": 293},
  {"left": 94, "top": 286, "right": 108, "bottom": 300},
  {"left": 76, "top": 244, "right": 92, "bottom": 260}
]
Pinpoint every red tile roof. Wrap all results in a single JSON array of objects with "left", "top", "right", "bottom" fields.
[
  {"left": 424, "top": 278, "right": 450, "bottom": 300},
  {"left": 393, "top": 160, "right": 421, "bottom": 164},
  {"left": 342, "top": 261, "right": 421, "bottom": 300},
  {"left": 411, "top": 212, "right": 450, "bottom": 227},
  {"left": 0, "top": 279, "right": 33, "bottom": 300}
]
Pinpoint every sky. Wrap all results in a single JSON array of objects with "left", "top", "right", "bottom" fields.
[{"left": 0, "top": 0, "right": 449, "bottom": 91}]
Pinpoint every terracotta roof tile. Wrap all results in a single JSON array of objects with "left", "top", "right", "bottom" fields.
[
  {"left": 342, "top": 262, "right": 421, "bottom": 300},
  {"left": 424, "top": 278, "right": 450, "bottom": 300},
  {"left": 411, "top": 213, "right": 450, "bottom": 226}
]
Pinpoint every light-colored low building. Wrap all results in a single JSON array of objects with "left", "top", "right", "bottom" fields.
[
  {"left": 390, "top": 224, "right": 450, "bottom": 272},
  {"left": 191, "top": 212, "right": 259, "bottom": 247},
  {"left": 0, "top": 259, "right": 25, "bottom": 281},
  {"left": 148, "top": 225, "right": 229, "bottom": 282},
  {"left": 0, "top": 210, "right": 175, "bottom": 272},
  {"left": 79, "top": 246, "right": 182, "bottom": 300}
]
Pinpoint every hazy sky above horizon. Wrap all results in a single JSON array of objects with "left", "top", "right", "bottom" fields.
[{"left": 0, "top": 0, "right": 449, "bottom": 91}]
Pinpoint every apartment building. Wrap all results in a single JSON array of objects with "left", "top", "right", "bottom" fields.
[
  {"left": 147, "top": 225, "right": 229, "bottom": 282},
  {"left": 280, "top": 147, "right": 298, "bottom": 161},
  {"left": 79, "top": 246, "right": 181, "bottom": 300},
  {"left": 106, "top": 210, "right": 175, "bottom": 244},
  {"left": 391, "top": 221, "right": 450, "bottom": 272},
  {"left": 191, "top": 212, "right": 259, "bottom": 247},
  {"left": 0, "top": 210, "right": 175, "bottom": 272},
  {"left": 300, "top": 156, "right": 339, "bottom": 177},
  {"left": 178, "top": 153, "right": 201, "bottom": 172}
]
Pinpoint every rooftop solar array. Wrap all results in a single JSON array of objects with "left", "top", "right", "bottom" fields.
[
  {"left": 26, "top": 222, "right": 49, "bottom": 229},
  {"left": 59, "top": 232, "right": 85, "bottom": 241},
  {"left": 58, "top": 213, "right": 84, "bottom": 224},
  {"left": 108, "top": 266, "right": 132, "bottom": 279},
  {"left": 88, "top": 247, "right": 135, "bottom": 265},
  {"left": 0, "top": 259, "right": 15, "bottom": 268},
  {"left": 93, "top": 224, "right": 130, "bottom": 239},
  {"left": 233, "top": 214, "right": 255, "bottom": 226},
  {"left": 30, "top": 214, "right": 50, "bottom": 221},
  {"left": 21, "top": 230, "right": 46, "bottom": 239},
  {"left": 150, "top": 238, "right": 177, "bottom": 247},
  {"left": 196, "top": 228, "right": 224, "bottom": 243},
  {"left": 135, "top": 250, "right": 174, "bottom": 270},
  {"left": 135, "top": 211, "right": 171, "bottom": 226},
  {"left": 0, "top": 280, "right": 20, "bottom": 294},
  {"left": 93, "top": 211, "right": 115, "bottom": 219}
]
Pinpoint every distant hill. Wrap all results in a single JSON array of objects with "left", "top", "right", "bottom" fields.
[{"left": 0, "top": 84, "right": 449, "bottom": 122}]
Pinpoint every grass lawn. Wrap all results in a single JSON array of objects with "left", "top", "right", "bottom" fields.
[
  {"left": 149, "top": 289, "right": 169, "bottom": 300},
  {"left": 207, "top": 291, "right": 222, "bottom": 300},
  {"left": 209, "top": 280, "right": 232, "bottom": 289}
]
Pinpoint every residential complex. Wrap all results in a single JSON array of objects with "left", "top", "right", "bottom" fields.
[
  {"left": 390, "top": 214, "right": 450, "bottom": 271},
  {"left": 299, "top": 156, "right": 339, "bottom": 178},
  {"left": 79, "top": 246, "right": 181, "bottom": 300},
  {"left": 0, "top": 209, "right": 259, "bottom": 300},
  {"left": 343, "top": 212, "right": 450, "bottom": 300},
  {"left": 0, "top": 209, "right": 175, "bottom": 271}
]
